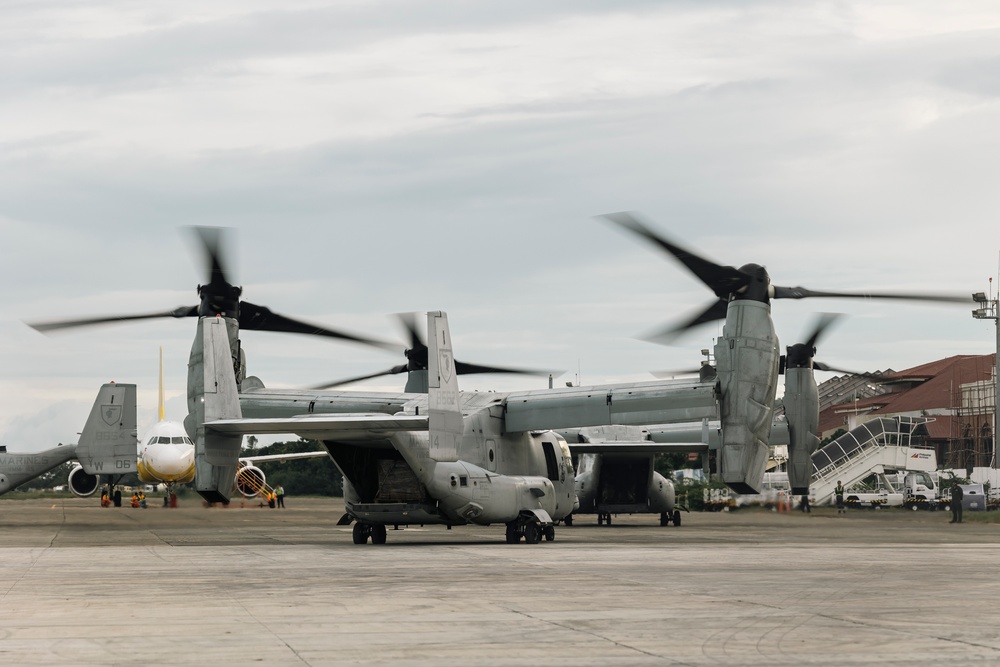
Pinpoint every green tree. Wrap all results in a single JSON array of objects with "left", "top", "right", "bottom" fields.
[{"left": 820, "top": 428, "right": 847, "bottom": 447}]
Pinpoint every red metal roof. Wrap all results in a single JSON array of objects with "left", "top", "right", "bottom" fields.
[{"left": 817, "top": 354, "right": 995, "bottom": 439}]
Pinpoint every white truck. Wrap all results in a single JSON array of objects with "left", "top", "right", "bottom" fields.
[
  {"left": 841, "top": 471, "right": 940, "bottom": 510},
  {"left": 898, "top": 471, "right": 942, "bottom": 510}
]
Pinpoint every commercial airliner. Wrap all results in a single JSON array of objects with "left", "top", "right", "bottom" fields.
[
  {"left": 138, "top": 348, "right": 325, "bottom": 502},
  {"left": 135, "top": 349, "right": 195, "bottom": 499}
]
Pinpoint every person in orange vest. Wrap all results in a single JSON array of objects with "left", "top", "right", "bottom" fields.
[{"left": 268, "top": 490, "right": 276, "bottom": 508}]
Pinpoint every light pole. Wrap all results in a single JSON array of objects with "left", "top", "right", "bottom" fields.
[{"left": 971, "top": 291, "right": 999, "bottom": 469}]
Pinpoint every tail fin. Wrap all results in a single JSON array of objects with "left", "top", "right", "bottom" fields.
[
  {"left": 75, "top": 383, "right": 138, "bottom": 476},
  {"left": 158, "top": 345, "right": 166, "bottom": 422},
  {"left": 185, "top": 316, "right": 244, "bottom": 503},
  {"left": 427, "top": 311, "right": 462, "bottom": 462}
]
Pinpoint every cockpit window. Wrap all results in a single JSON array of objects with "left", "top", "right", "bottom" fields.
[
  {"left": 171, "top": 437, "right": 186, "bottom": 444},
  {"left": 157, "top": 436, "right": 170, "bottom": 444}
]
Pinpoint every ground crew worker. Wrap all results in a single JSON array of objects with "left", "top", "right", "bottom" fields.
[
  {"left": 799, "top": 494, "right": 811, "bottom": 513},
  {"left": 275, "top": 484, "right": 285, "bottom": 508},
  {"left": 138, "top": 490, "right": 147, "bottom": 509},
  {"left": 268, "top": 490, "right": 276, "bottom": 508},
  {"left": 950, "top": 484, "right": 964, "bottom": 524},
  {"left": 130, "top": 492, "right": 140, "bottom": 508},
  {"left": 835, "top": 481, "right": 845, "bottom": 514}
]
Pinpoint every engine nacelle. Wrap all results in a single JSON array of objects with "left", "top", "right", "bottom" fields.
[
  {"left": 234, "top": 464, "right": 266, "bottom": 497},
  {"left": 647, "top": 471, "right": 676, "bottom": 513},
  {"left": 67, "top": 465, "right": 100, "bottom": 497}
]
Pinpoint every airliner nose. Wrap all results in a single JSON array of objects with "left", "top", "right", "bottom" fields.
[{"left": 148, "top": 445, "right": 195, "bottom": 481}]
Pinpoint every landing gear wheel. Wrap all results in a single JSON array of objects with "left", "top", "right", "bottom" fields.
[
  {"left": 597, "top": 514, "right": 604, "bottom": 526},
  {"left": 564, "top": 514, "right": 574, "bottom": 527},
  {"left": 505, "top": 522, "right": 520, "bottom": 544},
  {"left": 660, "top": 512, "right": 669, "bottom": 527},
  {"left": 672, "top": 510, "right": 682, "bottom": 527},
  {"left": 371, "top": 524, "right": 387, "bottom": 544},
  {"left": 523, "top": 522, "right": 542, "bottom": 544},
  {"left": 544, "top": 525, "right": 555, "bottom": 542},
  {"left": 352, "top": 522, "right": 369, "bottom": 545},
  {"left": 604, "top": 513, "right": 612, "bottom": 527}
]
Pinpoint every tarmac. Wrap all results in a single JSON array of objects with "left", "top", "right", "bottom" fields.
[{"left": 1, "top": 497, "right": 998, "bottom": 667}]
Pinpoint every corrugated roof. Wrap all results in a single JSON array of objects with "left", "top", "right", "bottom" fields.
[
  {"left": 816, "top": 354, "right": 995, "bottom": 439},
  {"left": 874, "top": 355, "right": 995, "bottom": 414}
]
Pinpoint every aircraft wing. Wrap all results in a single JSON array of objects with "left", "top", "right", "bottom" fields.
[
  {"left": 569, "top": 441, "right": 709, "bottom": 454},
  {"left": 240, "top": 451, "right": 330, "bottom": 464},
  {"left": 503, "top": 379, "right": 717, "bottom": 432},
  {"left": 207, "top": 413, "right": 428, "bottom": 442}
]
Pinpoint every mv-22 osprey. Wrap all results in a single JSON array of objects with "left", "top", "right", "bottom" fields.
[
  {"left": 595, "top": 213, "right": 967, "bottom": 497},
  {"left": 187, "top": 311, "right": 718, "bottom": 543},
  {"left": 0, "top": 383, "right": 137, "bottom": 497}
]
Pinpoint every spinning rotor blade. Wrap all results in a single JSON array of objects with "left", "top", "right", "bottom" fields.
[
  {"left": 393, "top": 313, "right": 554, "bottom": 377},
  {"left": 27, "top": 226, "right": 398, "bottom": 352},
  {"left": 28, "top": 306, "right": 199, "bottom": 333},
  {"left": 600, "top": 211, "right": 972, "bottom": 339},
  {"left": 641, "top": 299, "right": 728, "bottom": 343},
  {"left": 395, "top": 311, "right": 424, "bottom": 350},
  {"left": 772, "top": 285, "right": 970, "bottom": 304},
  {"left": 812, "top": 360, "right": 859, "bottom": 375},
  {"left": 310, "top": 364, "right": 410, "bottom": 390},
  {"left": 454, "top": 360, "right": 554, "bottom": 377},
  {"left": 311, "top": 313, "right": 559, "bottom": 389},
  {"left": 193, "top": 226, "right": 233, "bottom": 292},
  {"left": 802, "top": 312, "right": 842, "bottom": 350},
  {"left": 238, "top": 302, "right": 400, "bottom": 351},
  {"left": 600, "top": 212, "right": 751, "bottom": 299},
  {"left": 784, "top": 313, "right": 857, "bottom": 374}
]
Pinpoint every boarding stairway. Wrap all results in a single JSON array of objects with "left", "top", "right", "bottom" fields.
[
  {"left": 810, "top": 416, "right": 937, "bottom": 506},
  {"left": 235, "top": 463, "right": 275, "bottom": 501}
]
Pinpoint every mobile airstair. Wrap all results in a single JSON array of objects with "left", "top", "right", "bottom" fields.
[
  {"left": 810, "top": 416, "right": 937, "bottom": 506},
  {"left": 235, "top": 463, "right": 275, "bottom": 503}
]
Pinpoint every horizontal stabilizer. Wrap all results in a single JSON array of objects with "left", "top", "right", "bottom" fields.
[{"left": 75, "top": 383, "right": 138, "bottom": 476}]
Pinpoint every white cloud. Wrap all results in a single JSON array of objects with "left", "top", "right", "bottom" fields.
[{"left": 2, "top": 0, "right": 1000, "bottom": 450}]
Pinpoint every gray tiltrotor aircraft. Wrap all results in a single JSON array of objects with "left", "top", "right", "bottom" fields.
[
  {"left": 0, "top": 383, "right": 138, "bottom": 496},
  {"left": 30, "top": 218, "right": 966, "bottom": 513},
  {"left": 600, "top": 212, "right": 967, "bottom": 494},
  {"left": 197, "top": 312, "right": 578, "bottom": 544}
]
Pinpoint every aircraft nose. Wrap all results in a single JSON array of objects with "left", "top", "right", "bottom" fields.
[{"left": 150, "top": 445, "right": 194, "bottom": 478}]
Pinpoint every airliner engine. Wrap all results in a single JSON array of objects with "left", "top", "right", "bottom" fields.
[
  {"left": 234, "top": 464, "right": 266, "bottom": 497},
  {"left": 67, "top": 465, "right": 100, "bottom": 497}
]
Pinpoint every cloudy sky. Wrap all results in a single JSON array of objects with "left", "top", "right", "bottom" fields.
[{"left": 3, "top": 1, "right": 1000, "bottom": 451}]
